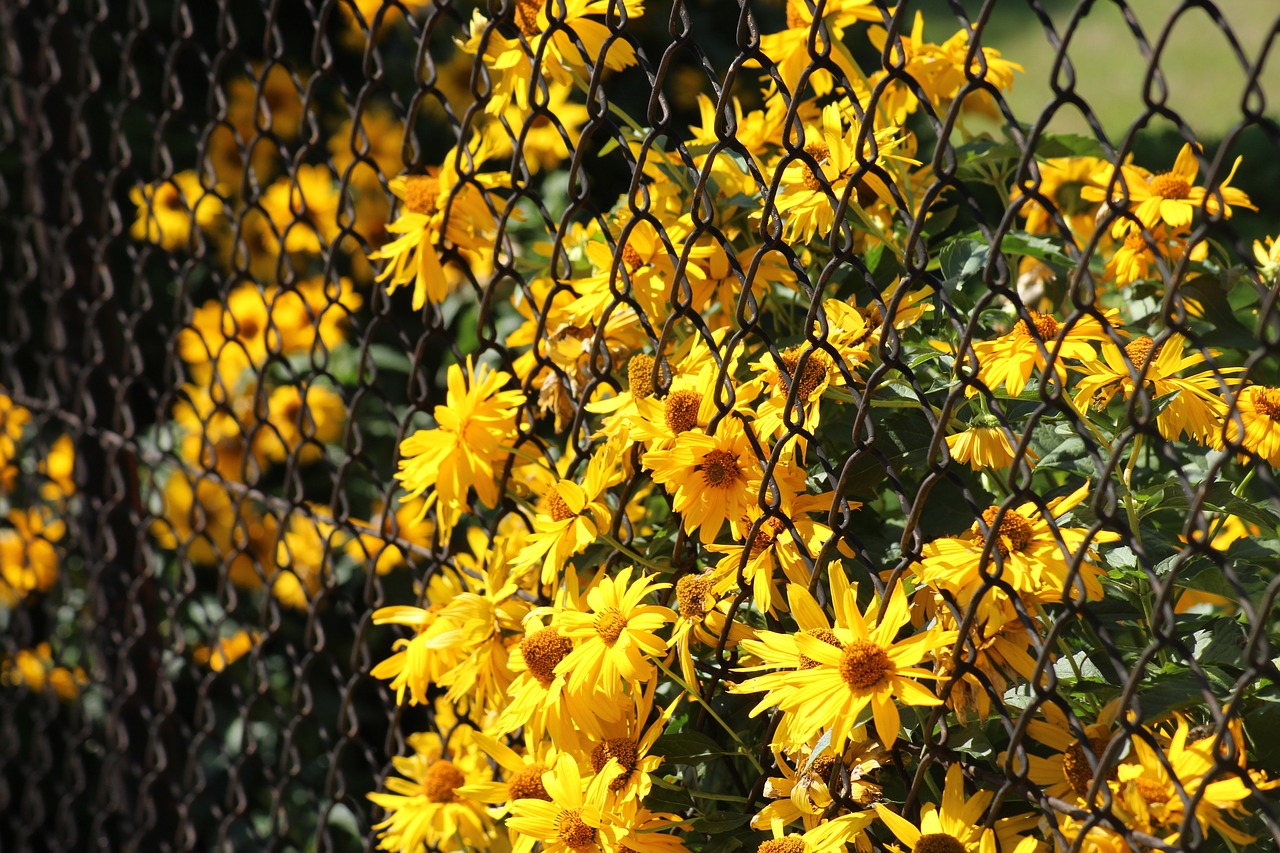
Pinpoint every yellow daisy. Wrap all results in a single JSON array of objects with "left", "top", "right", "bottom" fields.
[
  {"left": 734, "top": 579, "right": 956, "bottom": 750},
  {"left": 1219, "top": 384, "right": 1280, "bottom": 465},
  {"left": 968, "top": 309, "right": 1118, "bottom": 398},
  {"left": 505, "top": 752, "right": 624, "bottom": 853},
  {"left": 944, "top": 415, "right": 1034, "bottom": 470},
  {"left": 874, "top": 763, "right": 1040, "bottom": 853}
]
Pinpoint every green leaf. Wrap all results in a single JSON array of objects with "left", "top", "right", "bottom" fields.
[
  {"left": 692, "top": 811, "right": 751, "bottom": 833},
  {"left": 998, "top": 231, "right": 1075, "bottom": 267},
  {"left": 1035, "top": 133, "right": 1106, "bottom": 159},
  {"left": 652, "top": 731, "right": 726, "bottom": 765},
  {"left": 939, "top": 237, "right": 988, "bottom": 283},
  {"left": 1137, "top": 670, "right": 1208, "bottom": 721}
]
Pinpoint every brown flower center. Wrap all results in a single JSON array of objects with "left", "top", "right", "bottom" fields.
[
  {"left": 1123, "top": 229, "right": 1149, "bottom": 252},
  {"left": 799, "top": 628, "right": 843, "bottom": 670},
  {"left": 1012, "top": 311, "right": 1061, "bottom": 342},
  {"left": 590, "top": 737, "right": 639, "bottom": 790},
  {"left": 514, "top": 0, "right": 543, "bottom": 37},
  {"left": 421, "top": 760, "right": 465, "bottom": 803},
  {"left": 1250, "top": 386, "right": 1280, "bottom": 421},
  {"left": 839, "top": 639, "right": 892, "bottom": 689},
  {"left": 1132, "top": 777, "right": 1170, "bottom": 807},
  {"left": 1062, "top": 736, "right": 1110, "bottom": 798},
  {"left": 809, "top": 754, "right": 836, "bottom": 780},
  {"left": 749, "top": 516, "right": 787, "bottom": 557},
  {"left": 520, "top": 627, "right": 573, "bottom": 686},
  {"left": 621, "top": 243, "right": 644, "bottom": 271},
  {"left": 1149, "top": 171, "right": 1191, "bottom": 200},
  {"left": 759, "top": 838, "right": 807, "bottom": 853},
  {"left": 506, "top": 764, "right": 551, "bottom": 801},
  {"left": 914, "top": 834, "right": 966, "bottom": 853},
  {"left": 676, "top": 574, "right": 712, "bottom": 620},
  {"left": 628, "top": 354, "right": 655, "bottom": 400},
  {"left": 775, "top": 347, "right": 830, "bottom": 400},
  {"left": 697, "top": 448, "right": 744, "bottom": 488},
  {"left": 802, "top": 142, "right": 830, "bottom": 191},
  {"left": 976, "top": 506, "right": 1035, "bottom": 556},
  {"left": 663, "top": 390, "right": 701, "bottom": 434},
  {"left": 556, "top": 807, "right": 598, "bottom": 849},
  {"left": 156, "top": 183, "right": 185, "bottom": 211},
  {"left": 594, "top": 608, "right": 627, "bottom": 645},
  {"left": 402, "top": 175, "right": 440, "bottom": 216},
  {"left": 543, "top": 486, "right": 576, "bottom": 522}
]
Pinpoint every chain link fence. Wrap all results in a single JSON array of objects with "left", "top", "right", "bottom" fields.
[{"left": 2, "top": 0, "right": 1279, "bottom": 851}]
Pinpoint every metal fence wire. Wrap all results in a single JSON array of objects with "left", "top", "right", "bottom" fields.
[{"left": 2, "top": 0, "right": 1280, "bottom": 851}]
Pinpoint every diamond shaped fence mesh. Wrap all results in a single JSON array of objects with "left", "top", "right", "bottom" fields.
[{"left": 2, "top": 1, "right": 1280, "bottom": 851}]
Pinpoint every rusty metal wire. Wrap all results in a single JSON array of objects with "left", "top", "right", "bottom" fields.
[{"left": 2, "top": 0, "right": 1279, "bottom": 850}]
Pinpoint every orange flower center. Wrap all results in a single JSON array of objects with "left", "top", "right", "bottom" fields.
[
  {"left": 759, "top": 838, "right": 807, "bottom": 853},
  {"left": 628, "top": 354, "right": 655, "bottom": 399},
  {"left": 520, "top": 627, "right": 573, "bottom": 686},
  {"left": 799, "top": 628, "right": 843, "bottom": 670},
  {"left": 506, "top": 764, "right": 551, "bottom": 801},
  {"left": 809, "top": 754, "right": 836, "bottom": 779},
  {"left": 775, "top": 347, "right": 830, "bottom": 399},
  {"left": 590, "top": 737, "right": 639, "bottom": 790},
  {"left": 156, "top": 183, "right": 185, "bottom": 211},
  {"left": 838, "top": 639, "right": 891, "bottom": 689},
  {"left": 1124, "top": 336, "right": 1163, "bottom": 370},
  {"left": 402, "top": 175, "right": 440, "bottom": 216},
  {"left": 663, "top": 390, "right": 702, "bottom": 434},
  {"left": 543, "top": 487, "right": 576, "bottom": 522},
  {"left": 556, "top": 808, "right": 598, "bottom": 849},
  {"left": 1250, "top": 386, "right": 1280, "bottom": 421},
  {"left": 514, "top": 0, "right": 543, "bottom": 37},
  {"left": 1148, "top": 171, "right": 1191, "bottom": 200},
  {"left": 802, "top": 142, "right": 830, "bottom": 191},
  {"left": 976, "top": 506, "right": 1035, "bottom": 555},
  {"left": 676, "top": 574, "right": 712, "bottom": 620},
  {"left": 1062, "top": 736, "right": 1111, "bottom": 798},
  {"left": 594, "top": 607, "right": 627, "bottom": 644},
  {"left": 697, "top": 448, "right": 744, "bottom": 488},
  {"left": 421, "top": 760, "right": 465, "bottom": 803},
  {"left": 1011, "top": 311, "right": 1061, "bottom": 341},
  {"left": 621, "top": 242, "right": 644, "bottom": 271},
  {"left": 914, "top": 834, "right": 966, "bottom": 853}
]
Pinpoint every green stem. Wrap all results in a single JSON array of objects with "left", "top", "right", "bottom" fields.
[{"left": 598, "top": 531, "right": 668, "bottom": 573}]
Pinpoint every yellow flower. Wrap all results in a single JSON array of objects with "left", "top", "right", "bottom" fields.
[
  {"left": 753, "top": 736, "right": 885, "bottom": 832},
  {"left": 874, "top": 763, "right": 1041, "bottom": 853},
  {"left": 1082, "top": 142, "right": 1255, "bottom": 233},
  {"left": 752, "top": 810, "right": 875, "bottom": 853},
  {"left": 1, "top": 642, "right": 86, "bottom": 701},
  {"left": 968, "top": 309, "right": 1118, "bottom": 397},
  {"left": 1072, "top": 334, "right": 1240, "bottom": 445},
  {"left": 1008, "top": 698, "right": 1124, "bottom": 808},
  {"left": 370, "top": 146, "right": 505, "bottom": 308},
  {"left": 272, "top": 510, "right": 346, "bottom": 610},
  {"left": 395, "top": 357, "right": 526, "bottom": 539},
  {"left": 0, "top": 507, "right": 63, "bottom": 607},
  {"left": 328, "top": 106, "right": 406, "bottom": 191},
  {"left": 915, "top": 482, "right": 1119, "bottom": 604},
  {"left": 755, "top": 0, "right": 884, "bottom": 98},
  {"left": 192, "top": 629, "right": 260, "bottom": 672},
  {"left": 38, "top": 434, "right": 77, "bottom": 502},
  {"left": 1012, "top": 156, "right": 1108, "bottom": 241},
  {"left": 1219, "top": 384, "right": 1280, "bottom": 466},
  {"left": 505, "top": 752, "right": 625, "bottom": 853},
  {"left": 642, "top": 416, "right": 764, "bottom": 545},
  {"left": 514, "top": 441, "right": 619, "bottom": 586},
  {"left": 581, "top": 681, "right": 679, "bottom": 803},
  {"left": 556, "top": 566, "right": 675, "bottom": 707},
  {"left": 770, "top": 103, "right": 910, "bottom": 244},
  {"left": 260, "top": 164, "right": 343, "bottom": 255},
  {"left": 367, "top": 730, "right": 495, "bottom": 853},
  {"left": 1115, "top": 718, "right": 1277, "bottom": 845},
  {"left": 1253, "top": 234, "right": 1280, "bottom": 283},
  {"left": 734, "top": 578, "right": 956, "bottom": 750},
  {"left": 945, "top": 415, "right": 1034, "bottom": 470},
  {"left": 255, "top": 382, "right": 346, "bottom": 465},
  {"left": 129, "top": 170, "right": 225, "bottom": 250}
]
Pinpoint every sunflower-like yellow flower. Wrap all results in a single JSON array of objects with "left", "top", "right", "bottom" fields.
[
  {"left": 370, "top": 139, "right": 506, "bottom": 309},
  {"left": 755, "top": 0, "right": 884, "bottom": 99},
  {"left": 367, "top": 730, "right": 495, "bottom": 853},
  {"left": 734, "top": 576, "right": 956, "bottom": 750},
  {"left": 1012, "top": 156, "right": 1107, "bottom": 242},
  {"left": 0, "top": 507, "right": 64, "bottom": 608},
  {"left": 1115, "top": 718, "right": 1278, "bottom": 846},
  {"left": 129, "top": 170, "right": 225, "bottom": 251},
  {"left": 396, "top": 356, "right": 525, "bottom": 539},
  {"left": 771, "top": 103, "right": 910, "bottom": 244},
  {"left": 1253, "top": 234, "right": 1280, "bottom": 283},
  {"left": 1008, "top": 698, "right": 1125, "bottom": 808},
  {"left": 1219, "top": 384, "right": 1280, "bottom": 466},
  {"left": 874, "top": 763, "right": 1041, "bottom": 853},
  {"left": 753, "top": 735, "right": 886, "bottom": 832},
  {"left": 1072, "top": 334, "right": 1241, "bottom": 445},
  {"left": 643, "top": 416, "right": 764, "bottom": 545},
  {"left": 556, "top": 566, "right": 675, "bottom": 707},
  {"left": 914, "top": 482, "right": 1119, "bottom": 605},
  {"left": 192, "top": 629, "right": 260, "bottom": 673},
  {"left": 968, "top": 308, "right": 1119, "bottom": 397},
  {"left": 1082, "top": 142, "right": 1255, "bottom": 234},
  {"left": 505, "top": 752, "right": 625, "bottom": 853}
]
